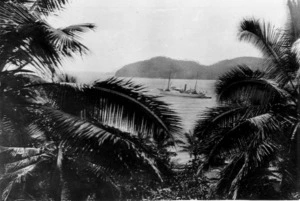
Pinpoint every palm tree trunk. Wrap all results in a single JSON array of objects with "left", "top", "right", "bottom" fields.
[
  {"left": 57, "top": 144, "right": 71, "bottom": 200},
  {"left": 60, "top": 179, "right": 71, "bottom": 201}
]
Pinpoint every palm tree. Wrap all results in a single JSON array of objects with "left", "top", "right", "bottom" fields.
[
  {"left": 193, "top": 0, "right": 300, "bottom": 199},
  {"left": 0, "top": 74, "right": 181, "bottom": 200},
  {"left": 0, "top": 1, "right": 95, "bottom": 79},
  {"left": 0, "top": 1, "right": 182, "bottom": 200}
]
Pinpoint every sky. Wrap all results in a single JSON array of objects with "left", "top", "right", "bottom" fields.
[{"left": 48, "top": 0, "right": 288, "bottom": 73}]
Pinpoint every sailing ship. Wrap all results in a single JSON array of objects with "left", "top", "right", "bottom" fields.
[{"left": 158, "top": 73, "right": 211, "bottom": 99}]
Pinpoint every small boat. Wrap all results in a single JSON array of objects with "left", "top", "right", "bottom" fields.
[{"left": 158, "top": 73, "right": 211, "bottom": 99}]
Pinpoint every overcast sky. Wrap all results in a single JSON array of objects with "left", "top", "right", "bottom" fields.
[{"left": 48, "top": 0, "right": 288, "bottom": 73}]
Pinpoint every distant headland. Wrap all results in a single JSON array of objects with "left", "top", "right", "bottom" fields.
[{"left": 115, "top": 56, "right": 265, "bottom": 80}]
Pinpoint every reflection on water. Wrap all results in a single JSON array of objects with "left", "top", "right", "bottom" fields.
[{"left": 128, "top": 78, "right": 217, "bottom": 132}]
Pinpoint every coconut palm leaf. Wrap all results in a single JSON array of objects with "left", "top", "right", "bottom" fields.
[
  {"left": 25, "top": 123, "right": 48, "bottom": 142},
  {"left": 215, "top": 65, "right": 289, "bottom": 104},
  {"left": 195, "top": 104, "right": 289, "bottom": 198},
  {"left": 237, "top": 168, "right": 283, "bottom": 199},
  {"left": 58, "top": 158, "right": 123, "bottom": 200},
  {"left": 239, "top": 18, "right": 298, "bottom": 86},
  {"left": 0, "top": 146, "right": 42, "bottom": 159},
  {"left": 29, "top": 0, "right": 71, "bottom": 16},
  {"left": 239, "top": 18, "right": 285, "bottom": 64},
  {"left": 206, "top": 137, "right": 279, "bottom": 199},
  {"left": 286, "top": 0, "right": 300, "bottom": 44},
  {"left": 82, "top": 161, "right": 118, "bottom": 186},
  {"left": 0, "top": 156, "right": 49, "bottom": 201},
  {"left": 46, "top": 23, "right": 95, "bottom": 57},
  {"left": 26, "top": 78, "right": 182, "bottom": 139},
  {"left": 195, "top": 104, "right": 283, "bottom": 159},
  {"left": 1, "top": 0, "right": 71, "bottom": 15},
  {"left": 194, "top": 105, "right": 275, "bottom": 146},
  {"left": 209, "top": 115, "right": 279, "bottom": 157},
  {"left": 32, "top": 106, "right": 163, "bottom": 181},
  {"left": 194, "top": 1, "right": 300, "bottom": 199},
  {"left": 61, "top": 23, "right": 96, "bottom": 35},
  {"left": 75, "top": 159, "right": 121, "bottom": 195},
  {"left": 0, "top": 2, "right": 94, "bottom": 73},
  {"left": 4, "top": 154, "right": 48, "bottom": 173},
  {"left": 214, "top": 152, "right": 246, "bottom": 197},
  {"left": 0, "top": 161, "right": 50, "bottom": 201}
]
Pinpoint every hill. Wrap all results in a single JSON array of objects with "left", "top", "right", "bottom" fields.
[{"left": 115, "top": 56, "right": 265, "bottom": 79}]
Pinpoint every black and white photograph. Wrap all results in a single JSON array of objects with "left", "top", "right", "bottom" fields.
[{"left": 0, "top": 0, "right": 299, "bottom": 200}]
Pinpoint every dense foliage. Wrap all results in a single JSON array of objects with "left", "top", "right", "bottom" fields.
[
  {"left": 0, "top": 1, "right": 182, "bottom": 200},
  {"left": 193, "top": 0, "right": 300, "bottom": 199},
  {"left": 1, "top": 0, "right": 300, "bottom": 200}
]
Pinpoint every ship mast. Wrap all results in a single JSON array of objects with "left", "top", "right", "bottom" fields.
[
  {"left": 194, "top": 72, "right": 198, "bottom": 92},
  {"left": 166, "top": 71, "right": 171, "bottom": 91}
]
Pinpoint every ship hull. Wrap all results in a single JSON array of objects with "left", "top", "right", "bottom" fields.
[{"left": 159, "top": 90, "right": 211, "bottom": 99}]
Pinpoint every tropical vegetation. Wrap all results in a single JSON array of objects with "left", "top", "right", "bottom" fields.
[
  {"left": 193, "top": 0, "right": 300, "bottom": 199},
  {"left": 1, "top": 0, "right": 300, "bottom": 200},
  {"left": 0, "top": 1, "right": 182, "bottom": 200}
]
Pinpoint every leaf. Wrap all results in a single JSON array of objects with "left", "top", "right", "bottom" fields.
[
  {"left": 286, "top": 0, "right": 300, "bottom": 44},
  {"left": 33, "top": 106, "right": 163, "bottom": 181},
  {"left": 239, "top": 18, "right": 298, "bottom": 86},
  {"left": 30, "top": 0, "right": 71, "bottom": 16},
  {"left": 215, "top": 65, "right": 289, "bottom": 104},
  {"left": 0, "top": 146, "right": 42, "bottom": 158},
  {"left": 46, "top": 23, "right": 95, "bottom": 56},
  {"left": 0, "top": 2, "right": 93, "bottom": 74},
  {"left": 239, "top": 18, "right": 284, "bottom": 65},
  {"left": 26, "top": 78, "right": 182, "bottom": 139},
  {"left": 4, "top": 154, "right": 46, "bottom": 173},
  {"left": 1, "top": 181, "right": 14, "bottom": 201}
]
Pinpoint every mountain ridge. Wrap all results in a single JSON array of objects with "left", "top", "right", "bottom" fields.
[{"left": 115, "top": 56, "right": 265, "bottom": 79}]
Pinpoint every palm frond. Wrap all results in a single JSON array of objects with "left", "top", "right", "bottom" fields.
[
  {"left": 25, "top": 123, "right": 47, "bottom": 142},
  {"left": 3, "top": 0, "right": 71, "bottom": 16},
  {"left": 4, "top": 154, "right": 48, "bottom": 173},
  {"left": 0, "top": 2, "right": 59, "bottom": 72},
  {"left": 33, "top": 106, "right": 163, "bottom": 181},
  {"left": 0, "top": 160, "right": 47, "bottom": 201},
  {"left": 239, "top": 18, "right": 298, "bottom": 86},
  {"left": 194, "top": 103, "right": 284, "bottom": 166},
  {"left": 0, "top": 2, "right": 93, "bottom": 74},
  {"left": 213, "top": 153, "right": 245, "bottom": 196},
  {"left": 215, "top": 65, "right": 289, "bottom": 104},
  {"left": 205, "top": 115, "right": 280, "bottom": 161},
  {"left": 1, "top": 181, "right": 14, "bottom": 201},
  {"left": 194, "top": 105, "right": 270, "bottom": 141},
  {"left": 214, "top": 139, "right": 279, "bottom": 199},
  {"left": 26, "top": 78, "right": 182, "bottom": 139},
  {"left": 61, "top": 23, "right": 96, "bottom": 35},
  {"left": 286, "top": 0, "right": 300, "bottom": 44},
  {"left": 287, "top": 0, "right": 300, "bottom": 82},
  {"left": 46, "top": 23, "right": 95, "bottom": 56},
  {"left": 75, "top": 160, "right": 120, "bottom": 192},
  {"left": 93, "top": 78, "right": 182, "bottom": 136},
  {"left": 239, "top": 18, "right": 285, "bottom": 64},
  {"left": 0, "top": 146, "right": 42, "bottom": 159},
  {"left": 30, "top": 0, "right": 71, "bottom": 16}
]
